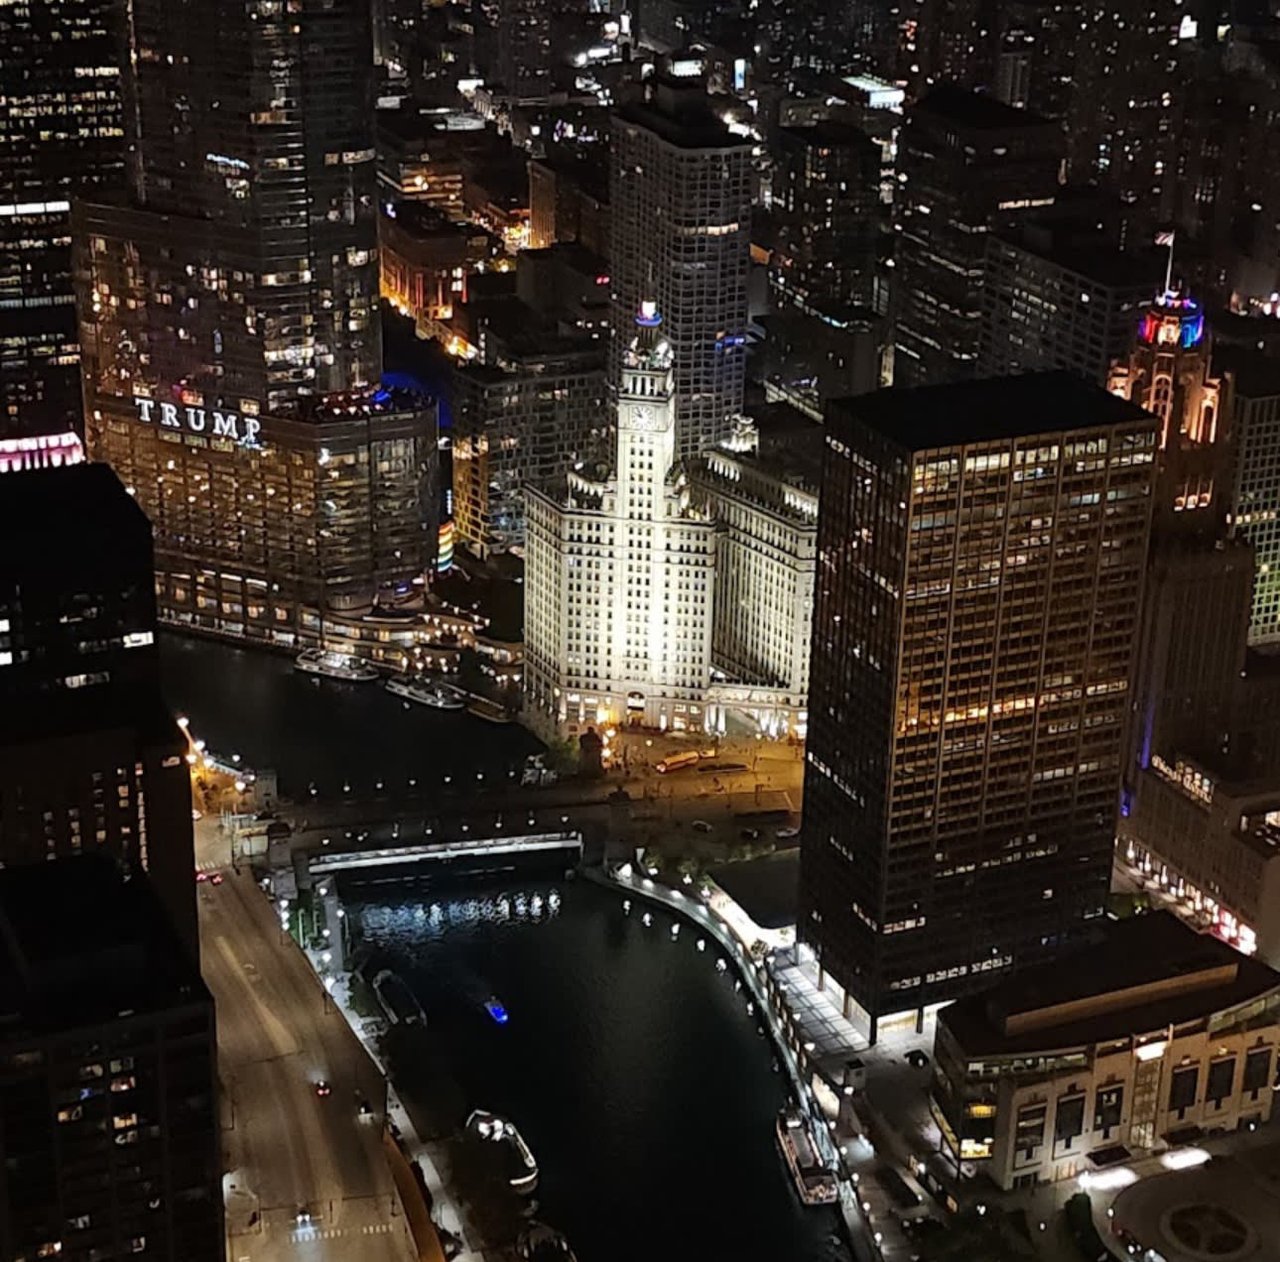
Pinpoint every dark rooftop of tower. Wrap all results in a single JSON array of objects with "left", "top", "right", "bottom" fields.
[
  {"left": 914, "top": 84, "right": 1053, "bottom": 131},
  {"left": 0, "top": 855, "right": 209, "bottom": 1037},
  {"left": 0, "top": 462, "right": 152, "bottom": 581},
  {"left": 831, "top": 371, "right": 1155, "bottom": 452}
]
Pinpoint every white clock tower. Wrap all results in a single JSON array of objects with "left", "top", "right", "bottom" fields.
[{"left": 523, "top": 301, "right": 717, "bottom": 735}]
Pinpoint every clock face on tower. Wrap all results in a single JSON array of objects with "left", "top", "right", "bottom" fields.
[{"left": 627, "top": 403, "right": 662, "bottom": 432}]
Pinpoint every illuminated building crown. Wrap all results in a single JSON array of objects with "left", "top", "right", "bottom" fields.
[
  {"left": 624, "top": 300, "right": 674, "bottom": 371},
  {"left": 1138, "top": 289, "right": 1206, "bottom": 352}
]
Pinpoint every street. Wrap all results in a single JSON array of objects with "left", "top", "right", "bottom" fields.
[{"left": 198, "top": 862, "right": 415, "bottom": 1262}]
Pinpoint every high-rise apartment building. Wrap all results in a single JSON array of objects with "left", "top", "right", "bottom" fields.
[
  {"left": 611, "top": 78, "right": 752, "bottom": 458},
  {"left": 1, "top": 0, "right": 124, "bottom": 439},
  {"left": 0, "top": 855, "right": 221, "bottom": 1262},
  {"left": 801, "top": 373, "right": 1157, "bottom": 1039},
  {"left": 981, "top": 227, "right": 1162, "bottom": 385},
  {"left": 1226, "top": 353, "right": 1280, "bottom": 647},
  {"left": 892, "top": 87, "right": 1061, "bottom": 389},
  {"left": 451, "top": 339, "right": 606, "bottom": 557},
  {"left": 770, "top": 123, "right": 881, "bottom": 312},
  {"left": 0, "top": 464, "right": 197, "bottom": 957},
  {"left": 524, "top": 303, "right": 715, "bottom": 736},
  {"left": 74, "top": 0, "right": 438, "bottom": 646}
]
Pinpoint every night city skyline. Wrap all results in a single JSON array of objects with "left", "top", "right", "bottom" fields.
[{"left": 5, "top": 1, "right": 1280, "bottom": 1261}]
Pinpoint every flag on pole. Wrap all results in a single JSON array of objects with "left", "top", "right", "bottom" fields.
[{"left": 1155, "top": 230, "right": 1175, "bottom": 246}]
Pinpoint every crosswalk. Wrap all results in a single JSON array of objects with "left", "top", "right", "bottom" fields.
[
  {"left": 289, "top": 1223, "right": 393, "bottom": 1242},
  {"left": 196, "top": 858, "right": 222, "bottom": 872}
]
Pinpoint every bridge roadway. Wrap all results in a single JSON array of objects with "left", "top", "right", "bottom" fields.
[
  {"left": 248, "top": 753, "right": 803, "bottom": 866},
  {"left": 307, "top": 832, "right": 584, "bottom": 873}
]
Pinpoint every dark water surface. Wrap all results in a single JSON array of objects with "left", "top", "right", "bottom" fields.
[
  {"left": 350, "top": 878, "right": 843, "bottom": 1262},
  {"left": 159, "top": 633, "right": 539, "bottom": 801}
]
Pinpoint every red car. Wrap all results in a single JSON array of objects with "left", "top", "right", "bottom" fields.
[
  {"left": 314, "top": 1081, "right": 332, "bottom": 1098},
  {"left": 210, "top": 872, "right": 224, "bottom": 886},
  {"left": 195, "top": 871, "right": 209, "bottom": 883}
]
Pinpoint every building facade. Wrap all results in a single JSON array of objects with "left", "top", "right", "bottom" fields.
[
  {"left": 611, "top": 78, "right": 752, "bottom": 459},
  {"left": 0, "top": 856, "right": 221, "bottom": 1262},
  {"left": 73, "top": 0, "right": 438, "bottom": 648},
  {"left": 770, "top": 123, "right": 881, "bottom": 313},
  {"left": 932, "top": 914, "right": 1280, "bottom": 1187},
  {"left": 1226, "top": 354, "right": 1280, "bottom": 646},
  {"left": 800, "top": 374, "right": 1158, "bottom": 1039},
  {"left": 451, "top": 343, "right": 606, "bottom": 557},
  {"left": 981, "top": 229, "right": 1163, "bottom": 385},
  {"left": 892, "top": 88, "right": 1062, "bottom": 389},
  {"left": 524, "top": 303, "right": 715, "bottom": 736},
  {"left": 1, "top": 0, "right": 124, "bottom": 439},
  {"left": 689, "top": 417, "right": 819, "bottom": 737}
]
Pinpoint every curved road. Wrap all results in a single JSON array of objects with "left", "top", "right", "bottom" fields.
[{"left": 199, "top": 866, "right": 414, "bottom": 1262}]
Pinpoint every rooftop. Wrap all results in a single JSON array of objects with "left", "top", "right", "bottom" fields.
[
  {"left": 0, "top": 855, "right": 209, "bottom": 1038},
  {"left": 995, "top": 226, "right": 1164, "bottom": 290},
  {"left": 616, "top": 76, "right": 752, "bottom": 152},
  {"left": 833, "top": 371, "right": 1154, "bottom": 452},
  {"left": 941, "top": 913, "right": 1280, "bottom": 1058},
  {"left": 914, "top": 84, "right": 1053, "bottom": 132}
]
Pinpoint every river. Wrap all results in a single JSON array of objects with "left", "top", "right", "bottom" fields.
[{"left": 161, "top": 634, "right": 843, "bottom": 1260}]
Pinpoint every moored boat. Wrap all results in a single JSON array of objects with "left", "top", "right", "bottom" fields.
[
  {"left": 776, "top": 1107, "right": 839, "bottom": 1205},
  {"left": 295, "top": 647, "right": 379, "bottom": 682},
  {"left": 385, "top": 674, "right": 466, "bottom": 709}
]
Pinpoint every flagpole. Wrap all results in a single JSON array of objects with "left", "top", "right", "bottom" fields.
[{"left": 1164, "top": 232, "right": 1175, "bottom": 295}]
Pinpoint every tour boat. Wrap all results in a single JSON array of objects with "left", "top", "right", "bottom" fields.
[
  {"left": 385, "top": 674, "right": 466, "bottom": 709},
  {"left": 294, "top": 648, "right": 378, "bottom": 682},
  {"left": 371, "top": 969, "right": 427, "bottom": 1027},
  {"left": 776, "top": 1107, "right": 839, "bottom": 1205},
  {"left": 466, "top": 1109, "right": 538, "bottom": 1193}
]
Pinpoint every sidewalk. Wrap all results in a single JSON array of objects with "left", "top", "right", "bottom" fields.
[{"left": 312, "top": 967, "right": 490, "bottom": 1262}]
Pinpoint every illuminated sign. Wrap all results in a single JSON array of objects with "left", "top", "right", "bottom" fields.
[{"left": 133, "top": 396, "right": 261, "bottom": 446}]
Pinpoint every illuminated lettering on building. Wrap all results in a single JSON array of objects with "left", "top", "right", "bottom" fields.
[{"left": 133, "top": 396, "right": 262, "bottom": 446}]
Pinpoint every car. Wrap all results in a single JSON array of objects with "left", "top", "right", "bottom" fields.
[
  {"left": 775, "top": 826, "right": 800, "bottom": 840},
  {"left": 296, "top": 1205, "right": 312, "bottom": 1225},
  {"left": 209, "top": 872, "right": 224, "bottom": 886},
  {"left": 740, "top": 828, "right": 761, "bottom": 840},
  {"left": 906, "top": 1049, "right": 929, "bottom": 1069},
  {"left": 691, "top": 820, "right": 713, "bottom": 833},
  {"left": 195, "top": 871, "right": 209, "bottom": 883},
  {"left": 313, "top": 1080, "right": 332, "bottom": 1098},
  {"left": 358, "top": 1098, "right": 373, "bottom": 1118}
]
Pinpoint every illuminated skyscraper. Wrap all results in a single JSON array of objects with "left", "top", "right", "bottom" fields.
[
  {"left": 610, "top": 78, "right": 752, "bottom": 459},
  {"left": 524, "top": 302, "right": 715, "bottom": 736},
  {"left": 74, "top": 0, "right": 437, "bottom": 646},
  {"left": 801, "top": 373, "right": 1157, "bottom": 1039},
  {"left": 1, "top": 0, "right": 124, "bottom": 439}
]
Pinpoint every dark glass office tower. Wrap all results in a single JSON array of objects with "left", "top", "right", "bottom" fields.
[
  {"left": 0, "top": 855, "right": 221, "bottom": 1262},
  {"left": 0, "top": 463, "right": 197, "bottom": 958},
  {"left": 892, "top": 87, "right": 1062, "bottom": 389},
  {"left": 74, "top": 0, "right": 437, "bottom": 643},
  {"left": 1, "top": 0, "right": 124, "bottom": 438},
  {"left": 801, "top": 373, "right": 1158, "bottom": 1040}
]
